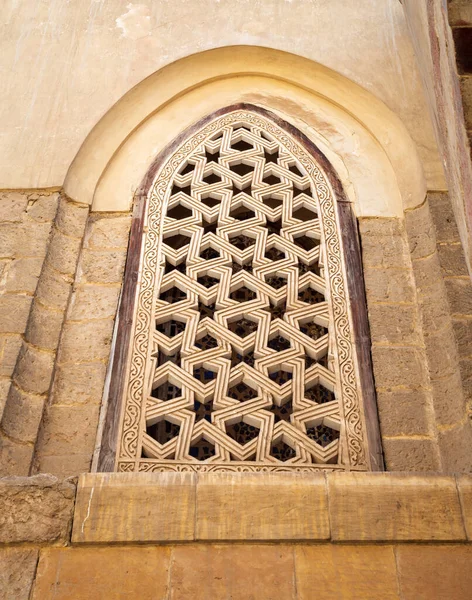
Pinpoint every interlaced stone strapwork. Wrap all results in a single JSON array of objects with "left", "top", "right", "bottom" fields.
[{"left": 117, "top": 108, "right": 370, "bottom": 472}]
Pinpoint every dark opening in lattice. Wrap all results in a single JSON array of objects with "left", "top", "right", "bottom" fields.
[
  {"left": 288, "top": 163, "right": 305, "bottom": 177},
  {"left": 201, "top": 218, "right": 218, "bottom": 234},
  {"left": 270, "top": 440, "right": 296, "bottom": 462},
  {"left": 200, "top": 196, "right": 220, "bottom": 207},
  {"left": 200, "top": 247, "right": 220, "bottom": 260},
  {"left": 263, "top": 173, "right": 281, "bottom": 186},
  {"left": 227, "top": 382, "right": 258, "bottom": 402},
  {"left": 226, "top": 420, "right": 260, "bottom": 445},
  {"left": 264, "top": 149, "right": 279, "bottom": 164},
  {"left": 265, "top": 274, "right": 287, "bottom": 290},
  {"left": 156, "top": 319, "right": 185, "bottom": 337},
  {"left": 157, "top": 350, "right": 181, "bottom": 367},
  {"left": 151, "top": 380, "right": 181, "bottom": 401},
  {"left": 300, "top": 321, "right": 328, "bottom": 341},
  {"left": 298, "top": 261, "right": 321, "bottom": 276},
  {"left": 229, "top": 285, "right": 256, "bottom": 302},
  {"left": 179, "top": 162, "right": 195, "bottom": 176},
  {"left": 268, "top": 400, "right": 293, "bottom": 423},
  {"left": 197, "top": 274, "right": 220, "bottom": 289},
  {"left": 159, "top": 286, "right": 187, "bottom": 304},
  {"left": 298, "top": 287, "right": 325, "bottom": 304},
  {"left": 262, "top": 195, "right": 283, "bottom": 208},
  {"left": 263, "top": 299, "right": 286, "bottom": 321},
  {"left": 147, "top": 419, "right": 180, "bottom": 445},
  {"left": 195, "top": 334, "right": 218, "bottom": 350},
  {"left": 164, "top": 260, "right": 186, "bottom": 275},
  {"left": 268, "top": 334, "right": 291, "bottom": 351},
  {"left": 231, "top": 182, "right": 252, "bottom": 197},
  {"left": 292, "top": 206, "right": 316, "bottom": 221},
  {"left": 190, "top": 437, "right": 216, "bottom": 461},
  {"left": 230, "top": 206, "right": 255, "bottom": 221},
  {"left": 293, "top": 235, "right": 319, "bottom": 251},
  {"left": 265, "top": 247, "right": 286, "bottom": 261},
  {"left": 205, "top": 150, "right": 220, "bottom": 164},
  {"left": 230, "top": 349, "right": 256, "bottom": 368},
  {"left": 193, "top": 400, "right": 214, "bottom": 422},
  {"left": 305, "top": 384, "right": 335, "bottom": 404},
  {"left": 198, "top": 301, "right": 216, "bottom": 320},
  {"left": 229, "top": 234, "right": 255, "bottom": 250},
  {"left": 269, "top": 370, "right": 293, "bottom": 385},
  {"left": 306, "top": 424, "right": 339, "bottom": 447},
  {"left": 228, "top": 317, "right": 258, "bottom": 338},
  {"left": 230, "top": 162, "right": 254, "bottom": 177},
  {"left": 293, "top": 184, "right": 309, "bottom": 198},
  {"left": 231, "top": 261, "right": 253, "bottom": 274},
  {"left": 164, "top": 233, "right": 191, "bottom": 250},
  {"left": 193, "top": 366, "right": 217, "bottom": 384},
  {"left": 202, "top": 172, "right": 222, "bottom": 185},
  {"left": 232, "top": 139, "right": 253, "bottom": 152},
  {"left": 267, "top": 218, "right": 283, "bottom": 236},
  {"left": 167, "top": 204, "right": 192, "bottom": 219}
]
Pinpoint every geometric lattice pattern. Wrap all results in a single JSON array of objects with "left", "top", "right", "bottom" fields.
[{"left": 117, "top": 107, "right": 369, "bottom": 472}]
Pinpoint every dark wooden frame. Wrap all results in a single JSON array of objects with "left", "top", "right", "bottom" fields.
[{"left": 97, "top": 103, "right": 384, "bottom": 472}]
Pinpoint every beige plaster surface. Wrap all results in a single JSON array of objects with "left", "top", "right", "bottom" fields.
[{"left": 2, "top": 0, "right": 444, "bottom": 198}]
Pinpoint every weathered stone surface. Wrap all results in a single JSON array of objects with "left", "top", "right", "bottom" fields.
[
  {"left": 59, "top": 319, "right": 114, "bottom": 363},
  {"left": 35, "top": 453, "right": 92, "bottom": 479},
  {"left": 26, "top": 194, "right": 58, "bottom": 223},
  {"left": 170, "top": 544, "right": 296, "bottom": 600},
  {"left": 87, "top": 215, "right": 132, "bottom": 249},
  {"left": 72, "top": 472, "right": 196, "bottom": 543},
  {"left": 196, "top": 472, "right": 329, "bottom": 541},
  {"left": 371, "top": 346, "right": 428, "bottom": 389},
  {"left": 448, "top": 0, "right": 472, "bottom": 26},
  {"left": 0, "top": 378, "right": 9, "bottom": 420},
  {"left": 328, "top": 472, "right": 465, "bottom": 541},
  {"left": 404, "top": 201, "right": 436, "bottom": 259},
  {"left": 376, "top": 389, "right": 432, "bottom": 436},
  {"left": 363, "top": 267, "right": 415, "bottom": 304},
  {"left": 79, "top": 248, "right": 127, "bottom": 283},
  {"left": 32, "top": 547, "right": 170, "bottom": 600},
  {"left": 423, "top": 326, "right": 459, "bottom": 380},
  {"left": 382, "top": 438, "right": 441, "bottom": 471},
  {"left": 396, "top": 545, "right": 472, "bottom": 600},
  {"left": 14, "top": 344, "right": 54, "bottom": 395},
  {"left": 438, "top": 423, "right": 472, "bottom": 473},
  {"left": 437, "top": 242, "right": 469, "bottom": 276},
  {"left": 418, "top": 280, "right": 455, "bottom": 334},
  {"left": 55, "top": 197, "right": 89, "bottom": 238},
  {"left": 431, "top": 371, "right": 468, "bottom": 425},
  {"left": 411, "top": 253, "right": 443, "bottom": 292},
  {"left": 368, "top": 303, "right": 420, "bottom": 345},
  {"left": 35, "top": 405, "right": 100, "bottom": 457},
  {"left": 296, "top": 545, "right": 399, "bottom": 600},
  {"left": 445, "top": 278, "right": 472, "bottom": 315},
  {"left": 0, "top": 334, "right": 22, "bottom": 377},
  {"left": 68, "top": 285, "right": 121, "bottom": 321},
  {"left": 452, "top": 317, "right": 472, "bottom": 357},
  {"left": 0, "top": 294, "right": 32, "bottom": 333},
  {"left": 0, "top": 548, "right": 39, "bottom": 600},
  {"left": 52, "top": 361, "right": 107, "bottom": 405},
  {"left": 0, "top": 435, "right": 33, "bottom": 477},
  {"left": 34, "top": 263, "right": 72, "bottom": 311},
  {"left": 0, "top": 474, "right": 75, "bottom": 543},
  {"left": 0, "top": 192, "right": 28, "bottom": 222},
  {"left": 428, "top": 192, "right": 461, "bottom": 243},
  {"left": 4, "top": 257, "right": 43, "bottom": 293},
  {"left": 46, "top": 228, "right": 81, "bottom": 275},
  {"left": 457, "top": 475, "right": 472, "bottom": 540},
  {"left": 1, "top": 384, "right": 44, "bottom": 443},
  {"left": 25, "top": 301, "right": 64, "bottom": 350},
  {"left": 461, "top": 75, "right": 472, "bottom": 129},
  {"left": 359, "top": 225, "right": 411, "bottom": 270}
]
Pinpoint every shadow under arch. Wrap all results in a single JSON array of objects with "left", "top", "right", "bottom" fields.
[{"left": 63, "top": 46, "right": 426, "bottom": 216}]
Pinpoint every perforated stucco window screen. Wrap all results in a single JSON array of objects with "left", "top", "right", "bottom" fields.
[{"left": 110, "top": 105, "right": 379, "bottom": 473}]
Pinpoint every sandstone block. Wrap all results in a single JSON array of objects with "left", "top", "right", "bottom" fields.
[
  {"left": 1, "top": 383, "right": 45, "bottom": 443},
  {"left": 0, "top": 378, "right": 9, "bottom": 420},
  {"left": 52, "top": 361, "right": 107, "bottom": 405},
  {"left": 18, "top": 222, "right": 53, "bottom": 258},
  {"left": 34, "top": 263, "right": 72, "bottom": 311},
  {"left": 0, "top": 548, "right": 39, "bottom": 600},
  {"left": 376, "top": 389, "right": 431, "bottom": 436},
  {"left": 411, "top": 253, "right": 442, "bottom": 292},
  {"left": 58, "top": 318, "right": 114, "bottom": 363},
  {"left": 460, "top": 71, "right": 472, "bottom": 128},
  {"left": 431, "top": 370, "right": 468, "bottom": 425},
  {"left": 396, "top": 545, "right": 472, "bottom": 600},
  {"left": 437, "top": 242, "right": 469, "bottom": 276},
  {"left": 457, "top": 475, "right": 472, "bottom": 540},
  {"left": 14, "top": 343, "right": 54, "bottom": 395},
  {"left": 445, "top": 278, "right": 472, "bottom": 315},
  {"left": 418, "top": 280, "right": 454, "bottom": 334},
  {"left": 404, "top": 201, "right": 436, "bottom": 259},
  {"left": 295, "top": 545, "right": 398, "bottom": 600},
  {"left": 35, "top": 404, "right": 100, "bottom": 457},
  {"left": 0, "top": 192, "right": 28, "bottom": 222},
  {"left": 424, "top": 326, "right": 459, "bottom": 380},
  {"left": 0, "top": 294, "right": 32, "bottom": 334},
  {"left": 72, "top": 472, "right": 196, "bottom": 543},
  {"left": 452, "top": 318, "right": 472, "bottom": 357},
  {"left": 371, "top": 346, "right": 428, "bottom": 389},
  {"left": 428, "top": 192, "right": 460, "bottom": 243},
  {"left": 26, "top": 193, "right": 58, "bottom": 223},
  {"left": 55, "top": 197, "right": 89, "bottom": 238},
  {"left": 35, "top": 453, "right": 92, "bottom": 478},
  {"left": 368, "top": 303, "right": 420, "bottom": 345},
  {"left": 0, "top": 224, "right": 20, "bottom": 257},
  {"left": 0, "top": 334, "right": 22, "bottom": 377},
  {"left": 438, "top": 423, "right": 472, "bottom": 473},
  {"left": 196, "top": 472, "right": 329, "bottom": 541},
  {"left": 79, "top": 248, "right": 127, "bottom": 283},
  {"left": 363, "top": 267, "right": 415, "bottom": 303},
  {"left": 328, "top": 472, "right": 465, "bottom": 541},
  {"left": 360, "top": 234, "right": 411, "bottom": 269},
  {"left": 358, "top": 217, "right": 404, "bottom": 237},
  {"left": 170, "top": 544, "right": 296, "bottom": 600},
  {"left": 46, "top": 228, "right": 82, "bottom": 275},
  {"left": 382, "top": 438, "right": 441, "bottom": 471},
  {"left": 26, "top": 301, "right": 64, "bottom": 350},
  {"left": 4, "top": 257, "right": 43, "bottom": 293},
  {"left": 68, "top": 284, "right": 121, "bottom": 321},
  {"left": 0, "top": 434, "right": 33, "bottom": 476},
  {"left": 87, "top": 215, "right": 132, "bottom": 249},
  {"left": 0, "top": 474, "right": 75, "bottom": 543},
  {"left": 32, "top": 547, "right": 170, "bottom": 600}
]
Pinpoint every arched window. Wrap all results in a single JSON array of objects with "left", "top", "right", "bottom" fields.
[{"left": 99, "top": 105, "right": 382, "bottom": 473}]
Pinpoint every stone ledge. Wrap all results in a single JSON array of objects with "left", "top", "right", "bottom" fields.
[{"left": 72, "top": 472, "right": 471, "bottom": 544}]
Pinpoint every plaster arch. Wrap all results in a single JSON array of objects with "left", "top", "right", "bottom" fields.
[{"left": 63, "top": 46, "right": 427, "bottom": 217}]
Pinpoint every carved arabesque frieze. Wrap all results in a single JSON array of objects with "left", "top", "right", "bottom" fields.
[{"left": 116, "top": 108, "right": 369, "bottom": 472}]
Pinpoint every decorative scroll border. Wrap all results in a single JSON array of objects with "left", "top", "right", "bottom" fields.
[{"left": 116, "top": 108, "right": 368, "bottom": 471}]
